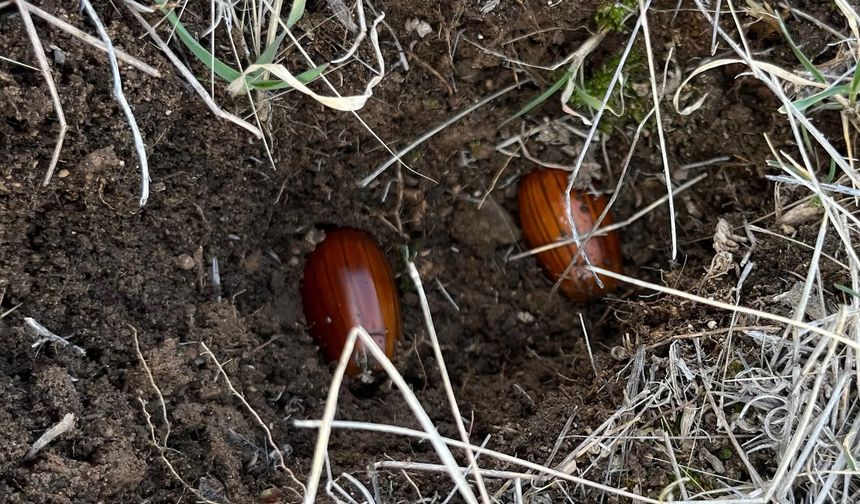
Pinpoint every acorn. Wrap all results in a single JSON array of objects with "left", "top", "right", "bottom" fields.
[
  {"left": 517, "top": 168, "right": 623, "bottom": 301},
  {"left": 301, "top": 227, "right": 401, "bottom": 377}
]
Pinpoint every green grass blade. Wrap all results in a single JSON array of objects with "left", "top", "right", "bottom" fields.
[
  {"left": 826, "top": 157, "right": 837, "bottom": 183},
  {"left": 287, "top": 0, "right": 306, "bottom": 27},
  {"left": 849, "top": 63, "right": 860, "bottom": 104},
  {"left": 255, "top": 32, "right": 287, "bottom": 66},
  {"left": 787, "top": 85, "right": 851, "bottom": 112},
  {"left": 154, "top": 0, "right": 240, "bottom": 82},
  {"left": 776, "top": 14, "right": 826, "bottom": 83},
  {"left": 835, "top": 283, "right": 860, "bottom": 299},
  {"left": 501, "top": 71, "right": 572, "bottom": 127},
  {"left": 573, "top": 88, "right": 603, "bottom": 111},
  {"left": 247, "top": 63, "right": 328, "bottom": 90}
]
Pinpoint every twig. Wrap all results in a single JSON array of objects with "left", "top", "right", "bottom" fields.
[
  {"left": 360, "top": 80, "right": 528, "bottom": 187},
  {"left": 24, "top": 413, "right": 75, "bottom": 461},
  {"left": 21, "top": 1, "right": 161, "bottom": 77},
  {"left": 14, "top": 0, "right": 67, "bottom": 187},
  {"left": 80, "top": 0, "right": 150, "bottom": 207},
  {"left": 124, "top": 3, "right": 264, "bottom": 138},
  {"left": 408, "top": 263, "right": 491, "bottom": 503},
  {"left": 25, "top": 317, "right": 86, "bottom": 356}
]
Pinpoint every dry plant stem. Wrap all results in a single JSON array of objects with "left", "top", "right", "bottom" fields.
[
  {"left": 578, "top": 313, "right": 598, "bottom": 379},
  {"left": 303, "top": 327, "right": 478, "bottom": 504},
  {"left": 559, "top": 4, "right": 647, "bottom": 287},
  {"left": 590, "top": 265, "right": 860, "bottom": 350},
  {"left": 662, "top": 431, "right": 689, "bottom": 500},
  {"left": 766, "top": 337, "right": 841, "bottom": 501},
  {"left": 137, "top": 401, "right": 221, "bottom": 504},
  {"left": 198, "top": 342, "right": 294, "bottom": 477},
  {"left": 407, "top": 263, "right": 491, "bottom": 504},
  {"left": 124, "top": 3, "right": 264, "bottom": 139},
  {"left": 132, "top": 327, "right": 221, "bottom": 504},
  {"left": 296, "top": 419, "right": 665, "bottom": 504},
  {"left": 274, "top": 15, "right": 403, "bottom": 179},
  {"left": 25, "top": 317, "right": 86, "bottom": 356},
  {"left": 691, "top": 1, "right": 860, "bottom": 190},
  {"left": 637, "top": 0, "right": 676, "bottom": 260},
  {"left": 360, "top": 80, "right": 528, "bottom": 187},
  {"left": 330, "top": 0, "right": 367, "bottom": 64},
  {"left": 748, "top": 225, "right": 848, "bottom": 270},
  {"left": 24, "top": 413, "right": 75, "bottom": 461},
  {"left": 79, "top": 0, "right": 150, "bottom": 207},
  {"left": 375, "top": 461, "right": 534, "bottom": 481},
  {"left": 14, "top": 0, "right": 67, "bottom": 187},
  {"left": 479, "top": 153, "right": 516, "bottom": 209},
  {"left": 20, "top": 1, "right": 160, "bottom": 77}
]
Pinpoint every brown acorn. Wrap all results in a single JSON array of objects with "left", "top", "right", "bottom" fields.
[
  {"left": 301, "top": 227, "right": 401, "bottom": 377},
  {"left": 517, "top": 168, "right": 623, "bottom": 301}
]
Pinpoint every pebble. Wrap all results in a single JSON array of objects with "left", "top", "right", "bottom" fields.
[
  {"left": 176, "top": 253, "right": 195, "bottom": 270},
  {"left": 449, "top": 197, "right": 520, "bottom": 255}
]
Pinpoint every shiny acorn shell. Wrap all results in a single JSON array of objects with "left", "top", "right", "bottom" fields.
[
  {"left": 517, "top": 168, "right": 623, "bottom": 301},
  {"left": 300, "top": 228, "right": 402, "bottom": 377}
]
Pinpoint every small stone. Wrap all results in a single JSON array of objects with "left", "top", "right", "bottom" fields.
[
  {"left": 404, "top": 18, "right": 432, "bottom": 38},
  {"left": 57, "top": 169, "right": 70, "bottom": 178},
  {"left": 304, "top": 228, "right": 326, "bottom": 247},
  {"left": 707, "top": 320, "right": 717, "bottom": 330},
  {"left": 176, "top": 254, "right": 195, "bottom": 270},
  {"left": 260, "top": 487, "right": 285, "bottom": 504},
  {"left": 518, "top": 311, "right": 536, "bottom": 324},
  {"left": 449, "top": 197, "right": 521, "bottom": 255}
]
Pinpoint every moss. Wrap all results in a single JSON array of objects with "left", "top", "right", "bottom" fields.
[
  {"left": 424, "top": 98, "right": 442, "bottom": 110},
  {"left": 569, "top": 51, "right": 647, "bottom": 132},
  {"left": 595, "top": 0, "right": 638, "bottom": 33},
  {"left": 718, "top": 448, "right": 734, "bottom": 460},
  {"left": 727, "top": 359, "right": 744, "bottom": 377},
  {"left": 406, "top": 149, "right": 425, "bottom": 165}
]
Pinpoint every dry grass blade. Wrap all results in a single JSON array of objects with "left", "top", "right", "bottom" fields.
[
  {"left": 407, "top": 262, "right": 491, "bottom": 503},
  {"left": 14, "top": 0, "right": 67, "bottom": 187},
  {"left": 79, "top": 0, "right": 150, "bottom": 207},
  {"left": 124, "top": 3, "right": 264, "bottom": 138},
  {"left": 21, "top": 2, "right": 161, "bottom": 77},
  {"left": 360, "top": 80, "right": 527, "bottom": 187},
  {"left": 295, "top": 419, "right": 665, "bottom": 503},
  {"left": 302, "top": 326, "right": 478, "bottom": 504},
  {"left": 589, "top": 266, "right": 859, "bottom": 350}
]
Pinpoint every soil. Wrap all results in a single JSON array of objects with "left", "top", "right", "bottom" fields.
[{"left": 0, "top": 0, "right": 850, "bottom": 502}]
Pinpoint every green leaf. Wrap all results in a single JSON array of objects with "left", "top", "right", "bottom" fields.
[
  {"left": 255, "top": 32, "right": 287, "bottom": 66},
  {"left": 245, "top": 32, "right": 288, "bottom": 82},
  {"left": 787, "top": 85, "right": 851, "bottom": 113},
  {"left": 154, "top": 0, "right": 240, "bottom": 82},
  {"left": 850, "top": 62, "right": 860, "bottom": 104},
  {"left": 835, "top": 283, "right": 860, "bottom": 299},
  {"left": 501, "top": 71, "right": 572, "bottom": 127},
  {"left": 246, "top": 63, "right": 328, "bottom": 90},
  {"left": 287, "top": 0, "right": 306, "bottom": 27},
  {"left": 776, "top": 15, "right": 826, "bottom": 84},
  {"left": 826, "top": 157, "right": 837, "bottom": 183},
  {"left": 573, "top": 88, "right": 603, "bottom": 110}
]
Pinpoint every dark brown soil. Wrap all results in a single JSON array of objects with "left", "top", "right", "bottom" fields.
[{"left": 0, "top": 1, "right": 850, "bottom": 502}]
